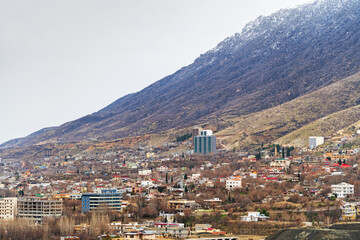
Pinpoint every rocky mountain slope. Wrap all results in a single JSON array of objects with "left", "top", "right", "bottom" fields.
[
  {"left": 266, "top": 223, "right": 360, "bottom": 240},
  {"left": 2, "top": 0, "right": 360, "bottom": 149}
]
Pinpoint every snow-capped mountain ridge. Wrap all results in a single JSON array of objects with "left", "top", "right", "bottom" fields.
[{"left": 3, "top": 0, "right": 360, "bottom": 149}]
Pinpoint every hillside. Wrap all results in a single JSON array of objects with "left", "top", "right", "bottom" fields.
[
  {"left": 215, "top": 70, "right": 360, "bottom": 149},
  {"left": 2, "top": 0, "right": 360, "bottom": 149},
  {"left": 266, "top": 223, "right": 360, "bottom": 240}
]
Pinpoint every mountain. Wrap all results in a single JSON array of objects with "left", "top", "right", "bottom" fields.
[{"left": 2, "top": 0, "right": 360, "bottom": 149}]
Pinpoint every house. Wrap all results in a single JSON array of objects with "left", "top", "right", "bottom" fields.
[
  {"left": 240, "top": 212, "right": 269, "bottom": 222},
  {"left": 226, "top": 176, "right": 242, "bottom": 190}
]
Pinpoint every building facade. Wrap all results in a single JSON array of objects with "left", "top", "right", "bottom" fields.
[
  {"left": 331, "top": 182, "right": 354, "bottom": 198},
  {"left": 194, "top": 130, "right": 216, "bottom": 154},
  {"left": 82, "top": 189, "right": 122, "bottom": 212},
  {"left": 309, "top": 136, "right": 324, "bottom": 149},
  {"left": 0, "top": 197, "right": 17, "bottom": 220},
  {"left": 17, "top": 197, "right": 62, "bottom": 223},
  {"left": 341, "top": 202, "right": 358, "bottom": 221},
  {"left": 226, "top": 177, "right": 242, "bottom": 190}
]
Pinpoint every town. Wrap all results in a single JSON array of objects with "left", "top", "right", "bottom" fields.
[{"left": 0, "top": 127, "right": 360, "bottom": 240}]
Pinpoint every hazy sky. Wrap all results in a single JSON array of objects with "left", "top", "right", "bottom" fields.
[{"left": 0, "top": 0, "right": 313, "bottom": 144}]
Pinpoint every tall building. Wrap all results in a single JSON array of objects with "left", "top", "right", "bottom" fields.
[
  {"left": 82, "top": 188, "right": 122, "bottom": 212},
  {"left": 17, "top": 197, "right": 62, "bottom": 223},
  {"left": 194, "top": 130, "right": 216, "bottom": 154},
  {"left": 192, "top": 127, "right": 202, "bottom": 146},
  {"left": 309, "top": 136, "right": 324, "bottom": 149},
  {"left": 0, "top": 197, "right": 17, "bottom": 220}
]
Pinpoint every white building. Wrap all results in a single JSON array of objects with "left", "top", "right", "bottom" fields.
[
  {"left": 240, "top": 212, "right": 269, "bottom": 222},
  {"left": 0, "top": 197, "right": 17, "bottom": 220},
  {"left": 270, "top": 159, "right": 291, "bottom": 169},
  {"left": 226, "top": 177, "right": 242, "bottom": 190},
  {"left": 309, "top": 136, "right": 324, "bottom": 149},
  {"left": 139, "top": 169, "right": 152, "bottom": 176},
  {"left": 331, "top": 182, "right": 354, "bottom": 198}
]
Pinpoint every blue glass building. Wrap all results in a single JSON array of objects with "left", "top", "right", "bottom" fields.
[{"left": 82, "top": 189, "right": 122, "bottom": 212}]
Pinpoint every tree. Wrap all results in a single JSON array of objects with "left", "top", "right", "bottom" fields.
[{"left": 338, "top": 159, "right": 342, "bottom": 166}]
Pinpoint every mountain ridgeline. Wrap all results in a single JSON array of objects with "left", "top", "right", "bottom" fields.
[{"left": 3, "top": 0, "right": 360, "bottom": 148}]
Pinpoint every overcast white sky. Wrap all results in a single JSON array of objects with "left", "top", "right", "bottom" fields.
[{"left": 0, "top": 0, "right": 313, "bottom": 144}]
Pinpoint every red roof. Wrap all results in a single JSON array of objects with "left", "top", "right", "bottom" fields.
[{"left": 341, "top": 164, "right": 351, "bottom": 168}]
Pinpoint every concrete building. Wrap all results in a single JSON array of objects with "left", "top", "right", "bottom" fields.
[
  {"left": 17, "top": 197, "right": 62, "bottom": 223},
  {"left": 82, "top": 189, "right": 122, "bottom": 212},
  {"left": 167, "top": 199, "right": 196, "bottom": 211},
  {"left": 270, "top": 158, "right": 291, "bottom": 169},
  {"left": 226, "top": 176, "right": 242, "bottom": 190},
  {"left": 0, "top": 197, "right": 17, "bottom": 220},
  {"left": 309, "top": 136, "right": 324, "bottom": 149},
  {"left": 194, "top": 130, "right": 216, "bottom": 154},
  {"left": 331, "top": 182, "right": 354, "bottom": 198}
]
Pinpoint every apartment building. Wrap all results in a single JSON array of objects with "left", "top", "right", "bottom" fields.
[
  {"left": 17, "top": 197, "right": 62, "bottom": 223},
  {"left": 0, "top": 197, "right": 17, "bottom": 220},
  {"left": 194, "top": 130, "right": 216, "bottom": 154},
  {"left": 309, "top": 136, "right": 324, "bottom": 149},
  {"left": 226, "top": 176, "right": 242, "bottom": 190},
  {"left": 331, "top": 182, "right": 354, "bottom": 198},
  {"left": 82, "top": 188, "right": 122, "bottom": 212},
  {"left": 341, "top": 202, "right": 358, "bottom": 221}
]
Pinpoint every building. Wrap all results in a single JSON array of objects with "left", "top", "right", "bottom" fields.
[
  {"left": 341, "top": 202, "right": 358, "bottom": 221},
  {"left": 17, "top": 197, "right": 62, "bottom": 223},
  {"left": 240, "top": 212, "right": 269, "bottom": 222},
  {"left": 331, "top": 182, "right": 354, "bottom": 198},
  {"left": 309, "top": 136, "right": 324, "bottom": 149},
  {"left": 0, "top": 197, "right": 17, "bottom": 220},
  {"left": 82, "top": 189, "right": 122, "bottom": 212},
  {"left": 167, "top": 199, "right": 196, "bottom": 211},
  {"left": 192, "top": 127, "right": 202, "bottom": 146},
  {"left": 194, "top": 130, "right": 216, "bottom": 154},
  {"left": 270, "top": 158, "right": 291, "bottom": 169},
  {"left": 139, "top": 169, "right": 152, "bottom": 176},
  {"left": 226, "top": 176, "right": 242, "bottom": 190},
  {"left": 153, "top": 222, "right": 190, "bottom": 238}
]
